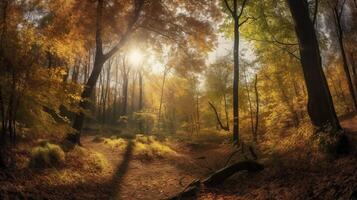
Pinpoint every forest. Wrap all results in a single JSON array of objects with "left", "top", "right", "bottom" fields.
[{"left": 0, "top": 0, "right": 356, "bottom": 199}]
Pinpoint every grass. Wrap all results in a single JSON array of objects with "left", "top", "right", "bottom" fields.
[
  {"left": 29, "top": 142, "right": 65, "bottom": 168},
  {"left": 66, "top": 146, "right": 109, "bottom": 173},
  {"left": 99, "top": 134, "right": 177, "bottom": 160},
  {"left": 133, "top": 135, "right": 176, "bottom": 160},
  {"left": 103, "top": 137, "right": 128, "bottom": 150}
]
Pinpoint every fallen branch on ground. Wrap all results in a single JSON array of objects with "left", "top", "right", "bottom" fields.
[
  {"left": 168, "top": 160, "right": 264, "bottom": 199},
  {"left": 203, "top": 160, "right": 264, "bottom": 187}
]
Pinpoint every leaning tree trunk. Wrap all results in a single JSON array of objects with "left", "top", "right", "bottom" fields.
[
  {"left": 69, "top": 0, "right": 106, "bottom": 144},
  {"left": 286, "top": 0, "right": 340, "bottom": 130},
  {"left": 68, "top": 0, "right": 144, "bottom": 145},
  {"left": 71, "top": 56, "right": 105, "bottom": 144}
]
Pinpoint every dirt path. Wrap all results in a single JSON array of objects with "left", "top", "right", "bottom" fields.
[
  {"left": 81, "top": 136, "right": 229, "bottom": 200},
  {"left": 80, "top": 114, "right": 357, "bottom": 200}
]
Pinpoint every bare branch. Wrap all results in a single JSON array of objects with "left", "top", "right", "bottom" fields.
[
  {"left": 237, "top": 0, "right": 249, "bottom": 19},
  {"left": 223, "top": 0, "right": 234, "bottom": 16},
  {"left": 208, "top": 101, "right": 230, "bottom": 131}
]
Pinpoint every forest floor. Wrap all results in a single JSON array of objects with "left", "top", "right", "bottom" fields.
[{"left": 0, "top": 114, "right": 356, "bottom": 200}]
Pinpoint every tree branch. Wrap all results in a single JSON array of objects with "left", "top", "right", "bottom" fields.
[
  {"left": 208, "top": 101, "right": 229, "bottom": 131},
  {"left": 223, "top": 0, "right": 234, "bottom": 16},
  {"left": 237, "top": 0, "right": 249, "bottom": 19},
  {"left": 103, "top": 0, "right": 145, "bottom": 61}
]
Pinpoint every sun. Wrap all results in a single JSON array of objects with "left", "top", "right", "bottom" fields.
[{"left": 128, "top": 49, "right": 143, "bottom": 66}]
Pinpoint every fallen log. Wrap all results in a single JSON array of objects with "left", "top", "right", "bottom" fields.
[
  {"left": 169, "top": 179, "right": 201, "bottom": 200},
  {"left": 203, "top": 160, "right": 264, "bottom": 187},
  {"left": 168, "top": 160, "right": 263, "bottom": 199}
]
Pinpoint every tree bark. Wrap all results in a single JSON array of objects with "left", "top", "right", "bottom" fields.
[
  {"left": 232, "top": 14, "right": 240, "bottom": 144},
  {"left": 69, "top": 0, "right": 144, "bottom": 145},
  {"left": 138, "top": 70, "right": 143, "bottom": 132},
  {"left": 195, "top": 87, "right": 200, "bottom": 134},
  {"left": 243, "top": 68, "right": 255, "bottom": 138},
  {"left": 158, "top": 67, "right": 169, "bottom": 133},
  {"left": 286, "top": 0, "right": 340, "bottom": 129},
  {"left": 169, "top": 160, "right": 263, "bottom": 199},
  {"left": 332, "top": 4, "right": 357, "bottom": 111},
  {"left": 253, "top": 74, "right": 259, "bottom": 142},
  {"left": 224, "top": 0, "right": 248, "bottom": 145},
  {"left": 203, "top": 160, "right": 264, "bottom": 186}
]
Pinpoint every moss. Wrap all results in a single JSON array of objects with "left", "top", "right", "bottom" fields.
[{"left": 29, "top": 142, "right": 65, "bottom": 168}]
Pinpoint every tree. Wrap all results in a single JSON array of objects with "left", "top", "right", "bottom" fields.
[
  {"left": 286, "top": 0, "right": 341, "bottom": 130},
  {"left": 65, "top": 0, "right": 219, "bottom": 144},
  {"left": 327, "top": 0, "right": 357, "bottom": 110},
  {"left": 157, "top": 66, "right": 171, "bottom": 133},
  {"left": 222, "top": 0, "right": 249, "bottom": 145},
  {"left": 205, "top": 56, "right": 232, "bottom": 131},
  {"left": 68, "top": 0, "right": 145, "bottom": 144}
]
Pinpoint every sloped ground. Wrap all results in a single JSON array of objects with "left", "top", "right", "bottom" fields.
[
  {"left": 197, "top": 114, "right": 357, "bottom": 200},
  {"left": 0, "top": 115, "right": 356, "bottom": 200}
]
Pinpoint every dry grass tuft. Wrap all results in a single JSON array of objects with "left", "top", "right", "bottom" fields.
[{"left": 29, "top": 142, "right": 65, "bottom": 168}]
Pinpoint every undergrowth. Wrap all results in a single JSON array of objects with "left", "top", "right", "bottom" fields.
[{"left": 29, "top": 142, "right": 65, "bottom": 168}]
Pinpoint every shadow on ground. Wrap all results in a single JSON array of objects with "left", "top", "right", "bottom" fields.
[{"left": 110, "top": 139, "right": 134, "bottom": 199}]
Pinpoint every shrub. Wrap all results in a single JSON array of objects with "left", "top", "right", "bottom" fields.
[
  {"left": 103, "top": 137, "right": 127, "bottom": 150},
  {"left": 29, "top": 142, "right": 65, "bottom": 168},
  {"left": 133, "top": 135, "right": 176, "bottom": 160},
  {"left": 88, "top": 152, "right": 108, "bottom": 172}
]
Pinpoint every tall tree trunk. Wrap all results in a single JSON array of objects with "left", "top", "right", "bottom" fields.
[
  {"left": 69, "top": 0, "right": 143, "bottom": 145},
  {"left": 286, "top": 0, "right": 340, "bottom": 130},
  {"left": 333, "top": 5, "right": 357, "bottom": 110},
  {"left": 138, "top": 70, "right": 143, "bottom": 132},
  {"left": 158, "top": 67, "right": 168, "bottom": 133},
  {"left": 122, "top": 76, "right": 129, "bottom": 116},
  {"left": 131, "top": 73, "right": 137, "bottom": 113},
  {"left": 232, "top": 15, "right": 239, "bottom": 144},
  {"left": 243, "top": 69, "right": 255, "bottom": 138},
  {"left": 223, "top": 93, "right": 229, "bottom": 130},
  {"left": 103, "top": 60, "right": 111, "bottom": 124},
  {"left": 253, "top": 74, "right": 259, "bottom": 142},
  {"left": 196, "top": 90, "right": 200, "bottom": 133},
  {"left": 70, "top": 0, "right": 106, "bottom": 144},
  {"left": 113, "top": 60, "right": 119, "bottom": 122},
  {"left": 224, "top": 0, "right": 248, "bottom": 145}
]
